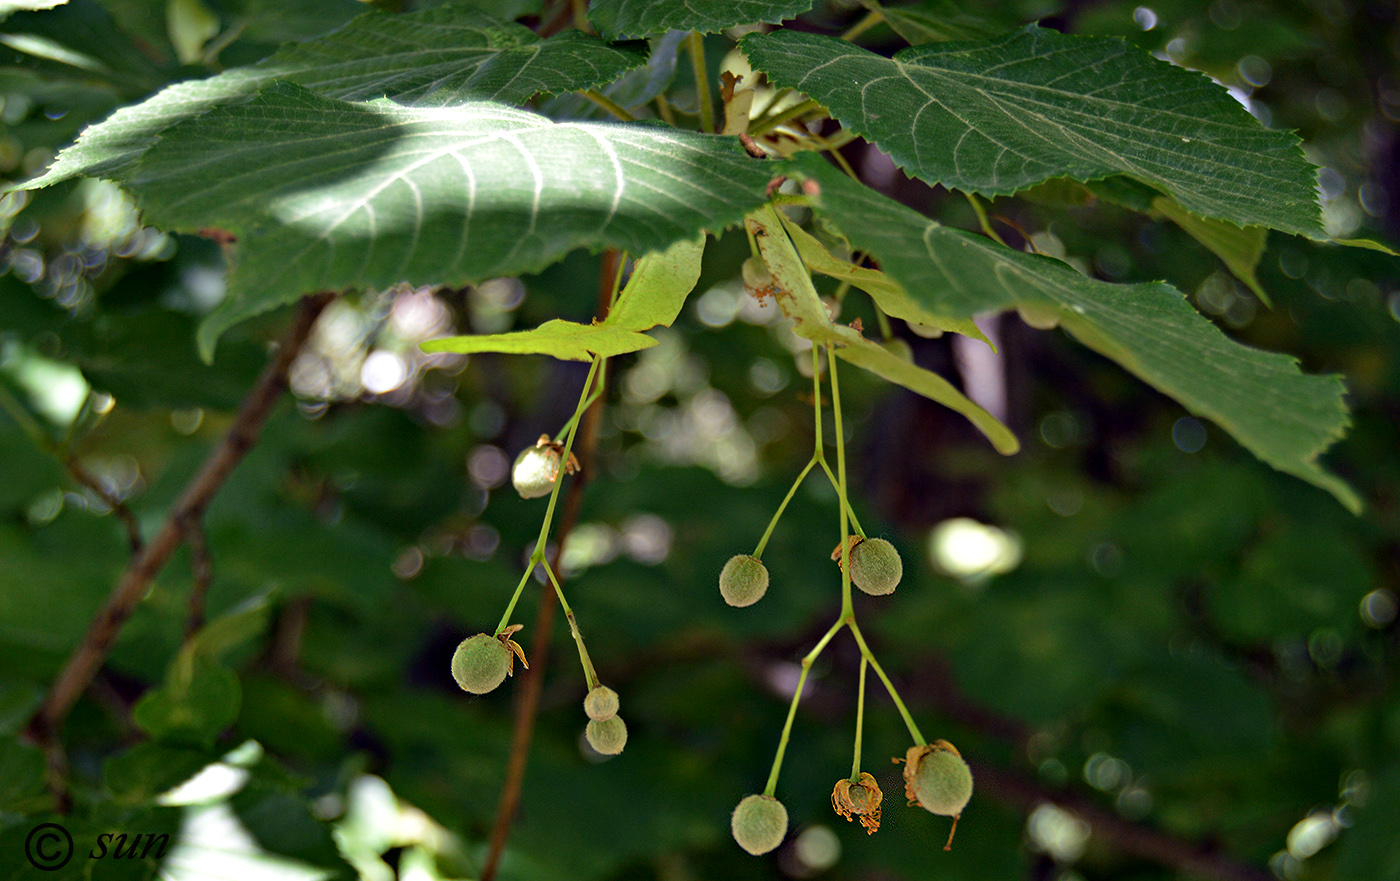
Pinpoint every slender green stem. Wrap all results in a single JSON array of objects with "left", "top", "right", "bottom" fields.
[
  {"left": 832, "top": 278, "right": 852, "bottom": 306},
  {"left": 839, "top": 10, "right": 883, "bottom": 42},
  {"left": 580, "top": 89, "right": 635, "bottom": 121},
  {"left": 494, "top": 564, "right": 538, "bottom": 636},
  {"left": 748, "top": 98, "right": 821, "bottom": 137},
  {"left": 965, "top": 192, "right": 1008, "bottom": 247},
  {"left": 746, "top": 87, "right": 792, "bottom": 131},
  {"left": 531, "top": 358, "right": 602, "bottom": 560},
  {"left": 542, "top": 560, "right": 599, "bottom": 689},
  {"left": 763, "top": 617, "right": 848, "bottom": 796},
  {"left": 654, "top": 94, "right": 676, "bottom": 126},
  {"left": 688, "top": 31, "right": 715, "bottom": 133},
  {"left": 873, "top": 305, "right": 894, "bottom": 342},
  {"left": 818, "top": 458, "right": 867, "bottom": 539},
  {"left": 851, "top": 656, "right": 867, "bottom": 780},
  {"left": 848, "top": 619, "right": 925, "bottom": 746},
  {"left": 753, "top": 457, "right": 817, "bottom": 558},
  {"left": 810, "top": 345, "right": 824, "bottom": 453},
  {"left": 831, "top": 348, "right": 855, "bottom": 617},
  {"left": 824, "top": 139, "right": 860, "bottom": 181}
]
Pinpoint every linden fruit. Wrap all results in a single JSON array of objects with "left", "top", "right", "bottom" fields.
[
  {"left": 585, "top": 715, "right": 628, "bottom": 755},
  {"left": 584, "top": 685, "right": 619, "bottom": 721},
  {"left": 900, "top": 740, "right": 973, "bottom": 850},
  {"left": 731, "top": 794, "right": 788, "bottom": 856},
  {"left": 512, "top": 444, "right": 562, "bottom": 499},
  {"left": 850, "top": 538, "right": 902, "bottom": 596},
  {"left": 720, "top": 554, "right": 769, "bottom": 608},
  {"left": 451, "top": 634, "right": 511, "bottom": 694}
]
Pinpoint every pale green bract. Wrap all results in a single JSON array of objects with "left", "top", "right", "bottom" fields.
[
  {"left": 115, "top": 85, "right": 770, "bottom": 360},
  {"left": 742, "top": 26, "right": 1325, "bottom": 238},
  {"left": 792, "top": 156, "right": 1357, "bottom": 512}
]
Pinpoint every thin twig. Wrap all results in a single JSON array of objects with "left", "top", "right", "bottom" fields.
[
  {"left": 65, "top": 457, "right": 143, "bottom": 554},
  {"left": 688, "top": 31, "right": 715, "bottom": 134},
  {"left": 183, "top": 518, "right": 214, "bottom": 639},
  {"left": 26, "top": 293, "right": 332, "bottom": 775},
  {"left": 480, "top": 252, "right": 620, "bottom": 881}
]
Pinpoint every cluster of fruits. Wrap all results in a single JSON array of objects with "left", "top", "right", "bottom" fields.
[{"left": 446, "top": 321, "right": 973, "bottom": 858}]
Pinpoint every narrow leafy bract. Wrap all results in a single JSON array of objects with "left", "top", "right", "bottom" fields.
[
  {"left": 588, "top": 0, "right": 813, "bottom": 41},
  {"left": 421, "top": 320, "right": 658, "bottom": 360},
  {"left": 747, "top": 205, "right": 1018, "bottom": 453},
  {"left": 792, "top": 155, "right": 1355, "bottom": 510},
  {"left": 17, "top": 3, "right": 647, "bottom": 188},
  {"left": 743, "top": 26, "right": 1325, "bottom": 238},
  {"left": 120, "top": 84, "right": 773, "bottom": 359},
  {"left": 603, "top": 235, "right": 706, "bottom": 332}
]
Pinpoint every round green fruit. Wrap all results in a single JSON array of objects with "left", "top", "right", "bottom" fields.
[
  {"left": 731, "top": 794, "right": 788, "bottom": 856},
  {"left": 452, "top": 634, "right": 510, "bottom": 694},
  {"left": 720, "top": 554, "right": 769, "bottom": 608},
  {"left": 584, "top": 685, "right": 619, "bottom": 721},
  {"left": 512, "top": 445, "right": 561, "bottom": 499},
  {"left": 850, "top": 538, "right": 902, "bottom": 596},
  {"left": 585, "top": 715, "right": 628, "bottom": 755},
  {"left": 905, "top": 742, "right": 973, "bottom": 817}
]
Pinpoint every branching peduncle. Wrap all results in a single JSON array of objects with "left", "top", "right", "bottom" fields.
[
  {"left": 851, "top": 655, "right": 868, "bottom": 781},
  {"left": 763, "top": 616, "right": 847, "bottom": 796},
  {"left": 848, "top": 619, "right": 925, "bottom": 746},
  {"left": 543, "top": 560, "right": 599, "bottom": 689}
]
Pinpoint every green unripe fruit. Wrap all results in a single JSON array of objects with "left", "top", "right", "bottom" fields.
[
  {"left": 720, "top": 554, "right": 769, "bottom": 607},
  {"left": 850, "top": 538, "right": 902, "bottom": 596},
  {"left": 905, "top": 742, "right": 973, "bottom": 817},
  {"left": 585, "top": 715, "right": 628, "bottom": 755},
  {"left": 452, "top": 634, "right": 511, "bottom": 694},
  {"left": 584, "top": 685, "right": 619, "bottom": 721},
  {"left": 730, "top": 794, "right": 788, "bottom": 856},
  {"left": 512, "top": 444, "right": 561, "bottom": 499}
]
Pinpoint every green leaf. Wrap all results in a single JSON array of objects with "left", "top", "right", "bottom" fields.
[
  {"left": 742, "top": 26, "right": 1325, "bottom": 237},
  {"left": 746, "top": 204, "right": 1018, "bottom": 453},
  {"left": 603, "top": 234, "right": 705, "bottom": 332},
  {"left": 777, "top": 213, "right": 991, "bottom": 345},
  {"left": 16, "top": 3, "right": 648, "bottom": 189},
  {"left": 105, "top": 741, "right": 215, "bottom": 805},
  {"left": 858, "top": 0, "right": 1007, "bottom": 44},
  {"left": 118, "top": 84, "right": 773, "bottom": 360},
  {"left": 422, "top": 319, "right": 658, "bottom": 361},
  {"left": 791, "top": 155, "right": 1357, "bottom": 511},
  {"left": 588, "top": 0, "right": 814, "bottom": 41},
  {"left": 1151, "top": 195, "right": 1271, "bottom": 306},
  {"left": 132, "top": 660, "right": 241, "bottom": 746}
]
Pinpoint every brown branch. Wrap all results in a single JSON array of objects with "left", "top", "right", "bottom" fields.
[
  {"left": 27, "top": 293, "right": 332, "bottom": 757},
  {"left": 968, "top": 759, "right": 1273, "bottom": 881},
  {"left": 65, "top": 457, "right": 143, "bottom": 554},
  {"left": 481, "top": 251, "right": 620, "bottom": 881}
]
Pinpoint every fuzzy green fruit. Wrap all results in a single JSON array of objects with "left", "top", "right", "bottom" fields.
[
  {"left": 452, "top": 634, "right": 510, "bottom": 694},
  {"left": 584, "top": 685, "right": 619, "bottom": 721},
  {"left": 850, "top": 538, "right": 902, "bottom": 596},
  {"left": 904, "top": 742, "right": 973, "bottom": 817},
  {"left": 731, "top": 794, "right": 788, "bottom": 855},
  {"left": 512, "top": 445, "right": 561, "bottom": 499},
  {"left": 720, "top": 554, "right": 769, "bottom": 607},
  {"left": 585, "top": 715, "right": 628, "bottom": 755}
]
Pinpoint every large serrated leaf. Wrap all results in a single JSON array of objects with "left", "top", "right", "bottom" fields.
[
  {"left": 742, "top": 26, "right": 1325, "bottom": 238},
  {"left": 791, "top": 155, "right": 1355, "bottom": 511},
  {"left": 588, "top": 0, "right": 814, "bottom": 41},
  {"left": 15, "top": 3, "right": 647, "bottom": 189},
  {"left": 119, "top": 84, "right": 772, "bottom": 359}
]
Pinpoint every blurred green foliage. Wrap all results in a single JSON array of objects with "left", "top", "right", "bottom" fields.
[{"left": 2, "top": 1, "right": 1399, "bottom": 880}]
